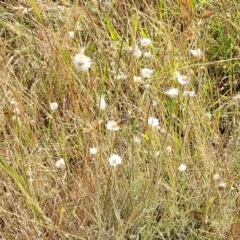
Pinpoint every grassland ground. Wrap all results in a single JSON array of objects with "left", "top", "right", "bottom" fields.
[{"left": 0, "top": 0, "right": 240, "bottom": 239}]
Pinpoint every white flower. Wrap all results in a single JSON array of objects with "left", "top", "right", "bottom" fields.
[
  {"left": 10, "top": 100, "right": 17, "bottom": 106},
  {"left": 218, "top": 181, "right": 226, "bottom": 189},
  {"left": 166, "top": 146, "right": 173, "bottom": 154},
  {"left": 152, "top": 101, "right": 157, "bottom": 107},
  {"left": 67, "top": 31, "right": 74, "bottom": 40},
  {"left": 141, "top": 68, "right": 154, "bottom": 79},
  {"left": 116, "top": 73, "right": 128, "bottom": 80},
  {"left": 55, "top": 158, "right": 65, "bottom": 169},
  {"left": 108, "top": 154, "right": 122, "bottom": 167},
  {"left": 155, "top": 151, "right": 160, "bottom": 157},
  {"left": 128, "top": 45, "right": 142, "bottom": 58},
  {"left": 97, "top": 95, "right": 106, "bottom": 110},
  {"left": 189, "top": 48, "right": 204, "bottom": 58},
  {"left": 89, "top": 147, "right": 98, "bottom": 155},
  {"left": 204, "top": 112, "right": 212, "bottom": 119},
  {"left": 213, "top": 173, "right": 220, "bottom": 180},
  {"left": 102, "top": 1, "right": 112, "bottom": 10},
  {"left": 160, "top": 128, "right": 166, "bottom": 134},
  {"left": 183, "top": 90, "right": 196, "bottom": 98},
  {"left": 139, "top": 38, "right": 152, "bottom": 47},
  {"left": 133, "top": 136, "right": 141, "bottom": 144},
  {"left": 143, "top": 51, "right": 153, "bottom": 58},
  {"left": 233, "top": 94, "right": 240, "bottom": 104},
  {"left": 176, "top": 71, "right": 189, "bottom": 85},
  {"left": 13, "top": 107, "right": 20, "bottom": 115},
  {"left": 73, "top": 48, "right": 92, "bottom": 72},
  {"left": 50, "top": 102, "right": 58, "bottom": 111},
  {"left": 106, "top": 120, "right": 120, "bottom": 131},
  {"left": 133, "top": 76, "right": 143, "bottom": 82},
  {"left": 148, "top": 117, "right": 160, "bottom": 127},
  {"left": 178, "top": 163, "right": 187, "bottom": 172},
  {"left": 144, "top": 84, "right": 150, "bottom": 89},
  {"left": 164, "top": 88, "right": 179, "bottom": 98}
]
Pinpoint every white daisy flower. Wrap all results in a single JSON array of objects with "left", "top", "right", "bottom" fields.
[
  {"left": 89, "top": 147, "right": 98, "bottom": 155},
  {"left": 128, "top": 45, "right": 142, "bottom": 58},
  {"left": 50, "top": 102, "right": 58, "bottom": 111},
  {"left": 73, "top": 48, "right": 92, "bottom": 72},
  {"left": 141, "top": 68, "right": 154, "bottom": 79},
  {"left": 164, "top": 88, "right": 179, "bottom": 98},
  {"left": 160, "top": 128, "right": 167, "bottom": 134},
  {"left": 213, "top": 173, "right": 220, "bottom": 180},
  {"left": 102, "top": 1, "right": 112, "bottom": 10},
  {"left": 144, "top": 84, "right": 150, "bottom": 89},
  {"left": 139, "top": 38, "right": 152, "bottom": 47},
  {"left": 106, "top": 120, "right": 120, "bottom": 131},
  {"left": 108, "top": 154, "right": 122, "bottom": 167},
  {"left": 55, "top": 158, "right": 65, "bottom": 169},
  {"left": 155, "top": 151, "right": 160, "bottom": 157},
  {"left": 133, "top": 76, "right": 143, "bottom": 82},
  {"left": 116, "top": 73, "right": 128, "bottom": 80},
  {"left": 233, "top": 94, "right": 240, "bottom": 104},
  {"left": 189, "top": 48, "right": 204, "bottom": 58},
  {"left": 148, "top": 117, "right": 160, "bottom": 127},
  {"left": 10, "top": 100, "right": 18, "bottom": 106},
  {"left": 97, "top": 95, "right": 106, "bottom": 110},
  {"left": 178, "top": 163, "right": 187, "bottom": 172},
  {"left": 218, "top": 181, "right": 226, "bottom": 189},
  {"left": 183, "top": 90, "right": 196, "bottom": 98},
  {"left": 133, "top": 136, "right": 141, "bottom": 144},
  {"left": 143, "top": 51, "right": 153, "bottom": 58},
  {"left": 67, "top": 31, "right": 74, "bottom": 40},
  {"left": 13, "top": 107, "right": 20, "bottom": 115},
  {"left": 176, "top": 71, "right": 189, "bottom": 85},
  {"left": 152, "top": 101, "right": 157, "bottom": 107},
  {"left": 204, "top": 112, "right": 212, "bottom": 119},
  {"left": 166, "top": 146, "right": 173, "bottom": 154}
]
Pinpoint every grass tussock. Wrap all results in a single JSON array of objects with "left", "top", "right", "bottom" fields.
[{"left": 0, "top": 0, "right": 240, "bottom": 239}]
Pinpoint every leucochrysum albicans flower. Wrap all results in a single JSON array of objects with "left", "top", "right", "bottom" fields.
[
  {"left": 128, "top": 45, "right": 142, "bottom": 58},
  {"left": 233, "top": 94, "right": 240, "bottom": 104},
  {"left": 89, "top": 147, "right": 98, "bottom": 155},
  {"left": 67, "top": 31, "right": 74, "bottom": 40},
  {"left": 73, "top": 48, "right": 92, "bottom": 72},
  {"left": 218, "top": 181, "right": 226, "bottom": 189},
  {"left": 176, "top": 71, "right": 189, "bottom": 85},
  {"left": 97, "top": 95, "right": 106, "bottom": 110},
  {"left": 189, "top": 48, "right": 204, "bottom": 58},
  {"left": 213, "top": 173, "right": 220, "bottom": 180},
  {"left": 55, "top": 158, "right": 65, "bottom": 169},
  {"left": 143, "top": 51, "right": 153, "bottom": 58},
  {"left": 108, "top": 154, "right": 122, "bottom": 167},
  {"left": 106, "top": 120, "right": 121, "bottom": 131},
  {"left": 139, "top": 38, "right": 152, "bottom": 47},
  {"left": 116, "top": 73, "right": 128, "bottom": 80},
  {"left": 178, "top": 163, "right": 187, "bottom": 172},
  {"left": 133, "top": 76, "right": 143, "bottom": 83},
  {"left": 183, "top": 90, "right": 196, "bottom": 98},
  {"left": 148, "top": 117, "right": 160, "bottom": 128},
  {"left": 164, "top": 88, "right": 179, "bottom": 98},
  {"left": 141, "top": 68, "right": 154, "bottom": 79},
  {"left": 50, "top": 102, "right": 58, "bottom": 111}
]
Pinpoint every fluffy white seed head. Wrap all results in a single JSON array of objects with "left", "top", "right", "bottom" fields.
[{"left": 73, "top": 48, "right": 92, "bottom": 72}]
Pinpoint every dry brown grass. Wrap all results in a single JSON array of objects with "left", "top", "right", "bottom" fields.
[{"left": 0, "top": 0, "right": 240, "bottom": 239}]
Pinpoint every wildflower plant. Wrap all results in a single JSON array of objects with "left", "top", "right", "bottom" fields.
[
  {"left": 1, "top": 1, "right": 240, "bottom": 240},
  {"left": 73, "top": 48, "right": 92, "bottom": 72}
]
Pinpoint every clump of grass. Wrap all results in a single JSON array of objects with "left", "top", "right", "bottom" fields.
[{"left": 0, "top": 0, "right": 240, "bottom": 239}]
